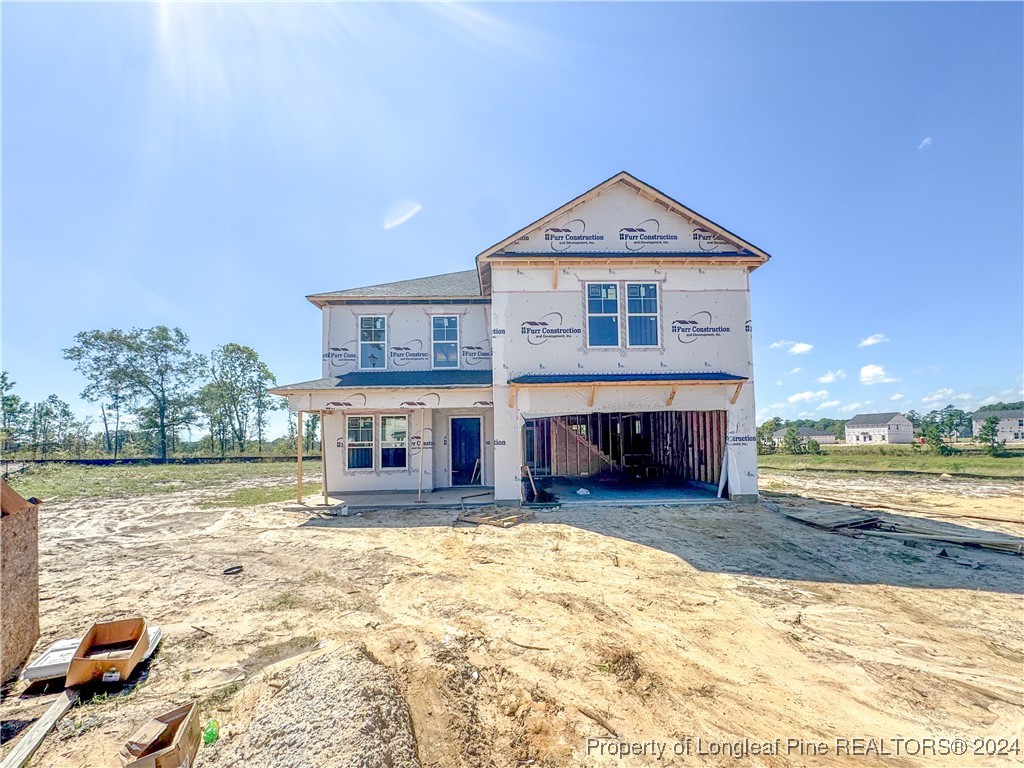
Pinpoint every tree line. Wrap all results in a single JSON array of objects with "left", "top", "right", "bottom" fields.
[
  {"left": 757, "top": 401, "right": 1023, "bottom": 456},
  {"left": 1, "top": 326, "right": 319, "bottom": 460}
]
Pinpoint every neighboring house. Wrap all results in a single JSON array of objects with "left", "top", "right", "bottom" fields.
[
  {"left": 844, "top": 412, "right": 914, "bottom": 444},
  {"left": 771, "top": 427, "right": 837, "bottom": 447},
  {"left": 271, "top": 172, "right": 770, "bottom": 503},
  {"left": 971, "top": 409, "right": 1024, "bottom": 442}
]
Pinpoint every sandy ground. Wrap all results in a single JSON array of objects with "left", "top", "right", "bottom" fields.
[{"left": 1, "top": 471, "right": 1022, "bottom": 768}]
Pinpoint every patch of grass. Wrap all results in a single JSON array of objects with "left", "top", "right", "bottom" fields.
[
  {"left": 242, "top": 635, "right": 318, "bottom": 673},
  {"left": 260, "top": 591, "right": 303, "bottom": 611},
  {"left": 200, "top": 482, "right": 322, "bottom": 509},
  {"left": 886, "top": 550, "right": 925, "bottom": 564},
  {"left": 57, "top": 712, "right": 108, "bottom": 741},
  {"left": 759, "top": 450, "right": 1024, "bottom": 478},
  {"left": 596, "top": 647, "right": 643, "bottom": 683},
  {"left": 6, "top": 459, "right": 322, "bottom": 501},
  {"left": 201, "top": 681, "right": 241, "bottom": 711}
]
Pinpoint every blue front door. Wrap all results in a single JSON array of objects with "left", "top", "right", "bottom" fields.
[{"left": 451, "top": 417, "right": 482, "bottom": 486}]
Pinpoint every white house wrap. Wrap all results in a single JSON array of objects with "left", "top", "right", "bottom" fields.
[{"left": 272, "top": 172, "right": 771, "bottom": 504}]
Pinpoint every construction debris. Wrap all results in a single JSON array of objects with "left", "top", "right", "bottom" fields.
[
  {"left": 781, "top": 507, "right": 1023, "bottom": 555},
  {"left": 66, "top": 617, "right": 150, "bottom": 688},
  {"left": 456, "top": 505, "right": 534, "bottom": 528},
  {"left": 119, "top": 701, "right": 200, "bottom": 768},
  {"left": 0, "top": 689, "right": 79, "bottom": 768},
  {"left": 21, "top": 626, "right": 162, "bottom": 683}
]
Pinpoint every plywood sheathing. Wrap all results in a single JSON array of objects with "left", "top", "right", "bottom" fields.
[{"left": 1, "top": 479, "right": 41, "bottom": 682}]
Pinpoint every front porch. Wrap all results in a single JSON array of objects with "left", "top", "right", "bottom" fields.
[{"left": 284, "top": 487, "right": 495, "bottom": 513}]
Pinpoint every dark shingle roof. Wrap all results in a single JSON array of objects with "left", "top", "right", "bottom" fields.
[
  {"left": 308, "top": 270, "right": 481, "bottom": 301},
  {"left": 509, "top": 372, "right": 745, "bottom": 385},
  {"left": 772, "top": 427, "right": 832, "bottom": 438},
  {"left": 272, "top": 369, "right": 492, "bottom": 392},
  {"left": 845, "top": 412, "right": 904, "bottom": 427},
  {"left": 973, "top": 409, "right": 1024, "bottom": 421}
]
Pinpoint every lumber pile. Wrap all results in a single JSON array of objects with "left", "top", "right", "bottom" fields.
[
  {"left": 782, "top": 504, "right": 1024, "bottom": 555},
  {"left": 457, "top": 506, "right": 534, "bottom": 528}
]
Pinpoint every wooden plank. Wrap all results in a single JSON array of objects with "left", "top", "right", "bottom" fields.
[
  {"left": 458, "top": 509, "right": 535, "bottom": 528},
  {"left": 784, "top": 508, "right": 880, "bottom": 531},
  {"left": 296, "top": 410, "right": 303, "bottom": 504},
  {"left": 0, "top": 688, "right": 79, "bottom": 768}
]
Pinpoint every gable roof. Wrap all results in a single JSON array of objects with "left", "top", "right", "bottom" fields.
[
  {"left": 845, "top": 412, "right": 905, "bottom": 427},
  {"left": 475, "top": 171, "right": 772, "bottom": 265},
  {"left": 307, "top": 270, "right": 481, "bottom": 306},
  {"left": 271, "top": 369, "right": 493, "bottom": 393},
  {"left": 973, "top": 408, "right": 1024, "bottom": 421}
]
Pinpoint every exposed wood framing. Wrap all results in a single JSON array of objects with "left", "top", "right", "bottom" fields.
[
  {"left": 730, "top": 382, "right": 744, "bottom": 405},
  {"left": 487, "top": 257, "right": 763, "bottom": 269},
  {"left": 666, "top": 385, "right": 677, "bottom": 406},
  {"left": 588, "top": 385, "right": 596, "bottom": 407},
  {"left": 552, "top": 263, "right": 558, "bottom": 289}
]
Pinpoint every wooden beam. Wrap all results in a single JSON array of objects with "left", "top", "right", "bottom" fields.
[
  {"left": 730, "top": 382, "right": 744, "bottom": 405},
  {"left": 588, "top": 385, "right": 596, "bottom": 407},
  {"left": 319, "top": 411, "right": 329, "bottom": 506},
  {"left": 511, "top": 379, "right": 746, "bottom": 391},
  {"left": 0, "top": 689, "right": 79, "bottom": 768},
  {"left": 296, "top": 410, "right": 304, "bottom": 504},
  {"left": 508, "top": 385, "right": 517, "bottom": 408},
  {"left": 667, "top": 385, "right": 677, "bottom": 406},
  {"left": 552, "top": 263, "right": 558, "bottom": 289}
]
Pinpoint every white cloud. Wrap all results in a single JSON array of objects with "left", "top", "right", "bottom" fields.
[
  {"left": 858, "top": 333, "right": 890, "bottom": 347},
  {"left": 788, "top": 367, "right": 802, "bottom": 375},
  {"left": 840, "top": 401, "right": 865, "bottom": 413},
  {"left": 767, "top": 402, "right": 786, "bottom": 410},
  {"left": 918, "top": 136, "right": 933, "bottom": 149},
  {"left": 383, "top": 199, "right": 423, "bottom": 230},
  {"left": 890, "top": 393, "right": 905, "bottom": 401},
  {"left": 860, "top": 364, "right": 898, "bottom": 385},
  {"left": 818, "top": 400, "right": 840, "bottom": 410},
  {"left": 788, "top": 389, "right": 829, "bottom": 404},
  {"left": 770, "top": 340, "right": 813, "bottom": 355},
  {"left": 920, "top": 388, "right": 972, "bottom": 405},
  {"left": 776, "top": 380, "right": 782, "bottom": 386},
  {"left": 817, "top": 369, "right": 846, "bottom": 383}
]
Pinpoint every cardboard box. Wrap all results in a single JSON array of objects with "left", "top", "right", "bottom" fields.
[
  {"left": 65, "top": 617, "right": 149, "bottom": 688},
  {"left": 119, "top": 702, "right": 201, "bottom": 768}
]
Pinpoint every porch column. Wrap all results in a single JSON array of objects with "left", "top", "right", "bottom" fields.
[{"left": 296, "top": 410, "right": 304, "bottom": 503}]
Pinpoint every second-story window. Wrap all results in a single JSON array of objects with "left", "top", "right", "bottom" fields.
[
  {"left": 359, "top": 316, "right": 387, "bottom": 369},
  {"left": 626, "top": 283, "right": 659, "bottom": 346},
  {"left": 432, "top": 316, "right": 459, "bottom": 369},
  {"left": 586, "top": 283, "right": 619, "bottom": 347}
]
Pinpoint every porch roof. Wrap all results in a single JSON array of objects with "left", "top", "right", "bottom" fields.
[
  {"left": 509, "top": 372, "right": 746, "bottom": 385},
  {"left": 272, "top": 369, "right": 493, "bottom": 393}
]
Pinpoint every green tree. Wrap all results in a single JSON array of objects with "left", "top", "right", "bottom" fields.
[
  {"left": 65, "top": 326, "right": 203, "bottom": 460},
  {"left": 303, "top": 413, "right": 320, "bottom": 454},
  {"left": 1, "top": 372, "right": 31, "bottom": 452},
  {"left": 63, "top": 330, "right": 134, "bottom": 457},
  {"left": 782, "top": 425, "right": 803, "bottom": 455},
  {"left": 805, "top": 438, "right": 822, "bottom": 455},
  {"left": 977, "top": 415, "right": 1003, "bottom": 455},
  {"left": 756, "top": 418, "right": 780, "bottom": 455},
  {"left": 207, "top": 343, "right": 280, "bottom": 453}
]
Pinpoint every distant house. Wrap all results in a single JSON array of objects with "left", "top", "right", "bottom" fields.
[
  {"left": 971, "top": 409, "right": 1024, "bottom": 442},
  {"left": 845, "top": 412, "right": 913, "bottom": 444},
  {"left": 772, "top": 427, "right": 837, "bottom": 447}
]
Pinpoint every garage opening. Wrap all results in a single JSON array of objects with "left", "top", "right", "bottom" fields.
[{"left": 522, "top": 411, "right": 728, "bottom": 503}]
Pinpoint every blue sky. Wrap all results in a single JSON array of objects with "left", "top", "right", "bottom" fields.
[{"left": 3, "top": 2, "right": 1022, "bottom": 438}]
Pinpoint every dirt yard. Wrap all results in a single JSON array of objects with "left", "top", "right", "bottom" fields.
[{"left": 2, "top": 470, "right": 1022, "bottom": 767}]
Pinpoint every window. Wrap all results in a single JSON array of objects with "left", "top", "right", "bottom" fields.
[
  {"left": 432, "top": 316, "right": 459, "bottom": 369},
  {"left": 380, "top": 415, "right": 408, "bottom": 469},
  {"left": 347, "top": 416, "right": 373, "bottom": 469},
  {"left": 359, "top": 316, "right": 387, "bottom": 369},
  {"left": 626, "top": 283, "right": 659, "bottom": 346},
  {"left": 586, "top": 283, "right": 619, "bottom": 347}
]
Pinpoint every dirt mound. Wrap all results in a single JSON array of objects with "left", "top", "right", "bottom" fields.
[{"left": 204, "top": 647, "right": 420, "bottom": 768}]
